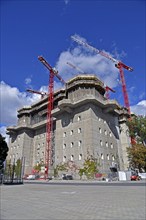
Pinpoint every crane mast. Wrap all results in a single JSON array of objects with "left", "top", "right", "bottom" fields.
[
  {"left": 38, "top": 56, "right": 66, "bottom": 178},
  {"left": 71, "top": 36, "right": 133, "bottom": 114}
]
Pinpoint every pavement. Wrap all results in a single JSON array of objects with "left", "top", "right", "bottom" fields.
[{"left": 1, "top": 180, "right": 146, "bottom": 220}]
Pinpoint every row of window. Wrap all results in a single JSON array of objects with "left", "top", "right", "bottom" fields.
[
  {"left": 63, "top": 153, "right": 115, "bottom": 162},
  {"left": 99, "top": 128, "right": 112, "bottom": 137},
  {"left": 63, "top": 154, "right": 82, "bottom": 162},
  {"left": 63, "top": 128, "right": 81, "bottom": 137},
  {"left": 63, "top": 128, "right": 112, "bottom": 137},
  {"left": 10, "top": 145, "right": 20, "bottom": 151},
  {"left": 9, "top": 153, "right": 19, "bottom": 159},
  {"left": 63, "top": 141, "right": 113, "bottom": 149},
  {"left": 101, "top": 154, "right": 115, "bottom": 161},
  {"left": 100, "top": 141, "right": 113, "bottom": 148}
]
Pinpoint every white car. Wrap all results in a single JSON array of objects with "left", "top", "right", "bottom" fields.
[{"left": 26, "top": 175, "right": 36, "bottom": 180}]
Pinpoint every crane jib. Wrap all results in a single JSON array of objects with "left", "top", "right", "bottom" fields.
[{"left": 71, "top": 36, "right": 133, "bottom": 71}]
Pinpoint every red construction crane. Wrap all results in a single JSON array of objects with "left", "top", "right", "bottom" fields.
[
  {"left": 67, "top": 61, "right": 115, "bottom": 99},
  {"left": 105, "top": 86, "right": 115, "bottom": 99},
  {"left": 71, "top": 36, "right": 133, "bottom": 114},
  {"left": 26, "top": 89, "right": 48, "bottom": 99},
  {"left": 38, "top": 56, "right": 66, "bottom": 178}
]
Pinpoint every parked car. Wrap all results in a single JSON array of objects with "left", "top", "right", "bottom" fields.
[
  {"left": 26, "top": 175, "right": 36, "bottom": 180},
  {"left": 62, "top": 174, "right": 73, "bottom": 180},
  {"left": 131, "top": 173, "right": 141, "bottom": 181}
]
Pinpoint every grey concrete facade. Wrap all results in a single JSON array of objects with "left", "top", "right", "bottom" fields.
[{"left": 7, "top": 75, "right": 131, "bottom": 177}]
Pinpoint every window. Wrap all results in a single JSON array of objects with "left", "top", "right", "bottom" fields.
[
  {"left": 100, "top": 140, "right": 103, "bottom": 146},
  {"left": 63, "top": 143, "right": 66, "bottom": 149},
  {"left": 37, "top": 144, "right": 40, "bottom": 150},
  {"left": 78, "top": 116, "right": 81, "bottom": 121},
  {"left": 78, "top": 140, "right": 82, "bottom": 146},
  {"left": 105, "top": 142, "right": 108, "bottom": 147},
  {"left": 111, "top": 143, "right": 113, "bottom": 149},
  {"left": 63, "top": 132, "right": 66, "bottom": 137},
  {"left": 70, "top": 130, "right": 73, "bottom": 135},
  {"left": 109, "top": 132, "right": 112, "bottom": 137},
  {"left": 71, "top": 155, "right": 74, "bottom": 161},
  {"left": 107, "top": 154, "right": 109, "bottom": 160},
  {"left": 104, "top": 130, "right": 107, "bottom": 135},
  {"left": 63, "top": 156, "right": 66, "bottom": 162},
  {"left": 78, "top": 128, "right": 81, "bottom": 133},
  {"left": 101, "top": 153, "right": 104, "bottom": 160},
  {"left": 99, "top": 118, "right": 101, "bottom": 121},
  {"left": 79, "top": 154, "right": 82, "bottom": 161},
  {"left": 71, "top": 142, "right": 74, "bottom": 148},
  {"left": 99, "top": 128, "right": 102, "bottom": 134},
  {"left": 112, "top": 155, "right": 115, "bottom": 161}
]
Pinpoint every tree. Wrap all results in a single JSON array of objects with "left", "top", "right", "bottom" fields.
[
  {"left": 15, "top": 159, "right": 22, "bottom": 177},
  {"left": 78, "top": 155, "right": 99, "bottom": 179},
  {"left": 126, "top": 115, "right": 146, "bottom": 172},
  {"left": 54, "top": 163, "right": 68, "bottom": 178},
  {"left": 127, "top": 115, "right": 146, "bottom": 145},
  {"left": 127, "top": 144, "right": 146, "bottom": 172},
  {"left": 33, "top": 162, "right": 44, "bottom": 173},
  {"left": 0, "top": 134, "right": 9, "bottom": 171}
]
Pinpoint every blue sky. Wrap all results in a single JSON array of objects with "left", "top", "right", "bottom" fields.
[{"left": 0, "top": 0, "right": 146, "bottom": 137}]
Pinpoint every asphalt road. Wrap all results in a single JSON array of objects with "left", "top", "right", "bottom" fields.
[{"left": 1, "top": 180, "right": 146, "bottom": 220}]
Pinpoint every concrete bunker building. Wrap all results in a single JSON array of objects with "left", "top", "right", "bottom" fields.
[{"left": 7, "top": 75, "right": 130, "bottom": 178}]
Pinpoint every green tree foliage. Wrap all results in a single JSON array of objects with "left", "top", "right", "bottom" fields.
[
  {"left": 79, "top": 155, "right": 99, "bottom": 179},
  {"left": 4, "top": 159, "right": 13, "bottom": 176},
  {"left": 54, "top": 163, "right": 68, "bottom": 177},
  {"left": 15, "top": 159, "right": 22, "bottom": 177},
  {"left": 127, "top": 144, "right": 146, "bottom": 172},
  {"left": 127, "top": 115, "right": 146, "bottom": 145},
  {"left": 127, "top": 115, "right": 146, "bottom": 172},
  {"left": 0, "top": 134, "right": 9, "bottom": 171},
  {"left": 33, "top": 162, "right": 44, "bottom": 172}
]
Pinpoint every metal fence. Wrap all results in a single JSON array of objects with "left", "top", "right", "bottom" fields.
[{"left": 0, "top": 157, "right": 25, "bottom": 185}]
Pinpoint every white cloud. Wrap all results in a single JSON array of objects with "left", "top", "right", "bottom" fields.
[
  {"left": 130, "top": 100, "right": 146, "bottom": 116},
  {"left": 0, "top": 80, "right": 65, "bottom": 129},
  {"left": 56, "top": 35, "right": 119, "bottom": 88},
  {"left": 0, "top": 81, "right": 41, "bottom": 126},
  {"left": 25, "top": 77, "right": 32, "bottom": 85}
]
